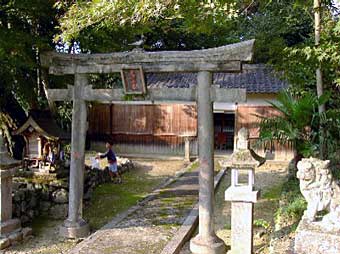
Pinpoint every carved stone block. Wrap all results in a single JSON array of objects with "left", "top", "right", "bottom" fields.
[
  {"left": 296, "top": 158, "right": 340, "bottom": 229},
  {"left": 295, "top": 218, "right": 340, "bottom": 254}
]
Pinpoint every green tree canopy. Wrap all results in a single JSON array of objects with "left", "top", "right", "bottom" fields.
[
  {"left": 0, "top": 0, "right": 61, "bottom": 111},
  {"left": 56, "top": 0, "right": 335, "bottom": 61}
]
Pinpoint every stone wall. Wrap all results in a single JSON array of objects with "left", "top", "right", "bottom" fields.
[{"left": 12, "top": 158, "right": 134, "bottom": 225}]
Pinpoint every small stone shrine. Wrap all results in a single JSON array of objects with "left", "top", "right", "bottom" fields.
[
  {"left": 0, "top": 131, "right": 32, "bottom": 249},
  {"left": 294, "top": 157, "right": 340, "bottom": 254},
  {"left": 221, "top": 127, "right": 261, "bottom": 254}
]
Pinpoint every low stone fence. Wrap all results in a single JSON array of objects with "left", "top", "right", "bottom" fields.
[{"left": 12, "top": 158, "right": 134, "bottom": 225}]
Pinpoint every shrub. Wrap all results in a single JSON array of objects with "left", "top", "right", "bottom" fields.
[{"left": 274, "top": 175, "right": 307, "bottom": 231}]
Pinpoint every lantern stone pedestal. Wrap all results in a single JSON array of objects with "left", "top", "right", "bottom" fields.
[
  {"left": 0, "top": 132, "right": 32, "bottom": 249},
  {"left": 225, "top": 186, "right": 260, "bottom": 254},
  {"left": 0, "top": 170, "right": 23, "bottom": 249},
  {"left": 221, "top": 128, "right": 262, "bottom": 254},
  {"left": 0, "top": 170, "right": 21, "bottom": 235}
]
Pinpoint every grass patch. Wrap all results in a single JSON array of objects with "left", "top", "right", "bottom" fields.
[
  {"left": 262, "top": 183, "right": 283, "bottom": 200},
  {"left": 274, "top": 175, "right": 307, "bottom": 232},
  {"left": 187, "top": 160, "right": 199, "bottom": 172},
  {"left": 254, "top": 219, "right": 270, "bottom": 230},
  {"left": 159, "top": 222, "right": 181, "bottom": 230},
  {"left": 31, "top": 215, "right": 58, "bottom": 236},
  {"left": 84, "top": 170, "right": 165, "bottom": 230},
  {"left": 223, "top": 222, "right": 231, "bottom": 230}
]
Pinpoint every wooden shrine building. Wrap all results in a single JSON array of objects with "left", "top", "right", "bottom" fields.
[
  {"left": 13, "top": 110, "right": 69, "bottom": 165},
  {"left": 89, "top": 64, "right": 293, "bottom": 160}
]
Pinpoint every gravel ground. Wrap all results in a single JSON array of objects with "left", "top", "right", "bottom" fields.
[{"left": 3, "top": 159, "right": 187, "bottom": 254}]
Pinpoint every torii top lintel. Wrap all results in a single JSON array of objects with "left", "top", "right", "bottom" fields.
[{"left": 41, "top": 40, "right": 255, "bottom": 75}]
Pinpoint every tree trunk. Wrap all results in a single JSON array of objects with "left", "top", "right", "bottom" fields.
[
  {"left": 314, "top": 0, "right": 325, "bottom": 158},
  {"left": 314, "top": 0, "right": 325, "bottom": 113},
  {"left": 41, "top": 69, "right": 57, "bottom": 116}
]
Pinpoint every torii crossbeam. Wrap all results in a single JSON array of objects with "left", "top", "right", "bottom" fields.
[{"left": 41, "top": 39, "right": 255, "bottom": 254}]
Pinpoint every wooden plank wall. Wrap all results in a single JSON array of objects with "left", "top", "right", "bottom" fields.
[
  {"left": 88, "top": 104, "right": 111, "bottom": 135},
  {"left": 236, "top": 105, "right": 281, "bottom": 138},
  {"left": 88, "top": 104, "right": 197, "bottom": 142},
  {"left": 89, "top": 103, "right": 294, "bottom": 159},
  {"left": 236, "top": 105, "right": 294, "bottom": 159},
  {"left": 27, "top": 133, "right": 40, "bottom": 158}
]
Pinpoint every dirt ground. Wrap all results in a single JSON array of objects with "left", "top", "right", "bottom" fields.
[
  {"left": 3, "top": 159, "right": 186, "bottom": 254},
  {"left": 4, "top": 158, "right": 290, "bottom": 254},
  {"left": 180, "top": 161, "right": 290, "bottom": 254},
  {"left": 132, "top": 159, "right": 187, "bottom": 177}
]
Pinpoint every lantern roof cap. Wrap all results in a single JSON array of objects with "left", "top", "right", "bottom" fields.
[
  {"left": 219, "top": 128, "right": 265, "bottom": 169},
  {"left": 0, "top": 131, "right": 21, "bottom": 170}
]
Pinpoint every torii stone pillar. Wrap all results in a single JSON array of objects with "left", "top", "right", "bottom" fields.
[
  {"left": 190, "top": 71, "right": 226, "bottom": 254},
  {"left": 40, "top": 40, "right": 255, "bottom": 240},
  {"left": 60, "top": 74, "right": 90, "bottom": 238}
]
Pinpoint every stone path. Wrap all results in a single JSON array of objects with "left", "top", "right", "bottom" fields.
[{"left": 67, "top": 169, "right": 200, "bottom": 254}]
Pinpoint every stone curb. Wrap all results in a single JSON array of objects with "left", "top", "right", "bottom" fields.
[
  {"left": 160, "top": 169, "right": 226, "bottom": 254},
  {"left": 101, "top": 158, "right": 198, "bottom": 230}
]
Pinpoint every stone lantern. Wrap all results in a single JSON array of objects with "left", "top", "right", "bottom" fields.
[
  {"left": 220, "top": 128, "right": 262, "bottom": 254},
  {"left": 0, "top": 131, "right": 30, "bottom": 249},
  {"left": 0, "top": 133, "right": 21, "bottom": 170}
]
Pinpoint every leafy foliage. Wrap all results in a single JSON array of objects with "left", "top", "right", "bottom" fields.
[
  {"left": 274, "top": 174, "right": 306, "bottom": 232},
  {"left": 0, "top": 112, "right": 17, "bottom": 155},
  {"left": 0, "top": 0, "right": 66, "bottom": 155},
  {"left": 234, "top": 0, "right": 315, "bottom": 63},
  {"left": 253, "top": 218, "right": 270, "bottom": 229},
  {"left": 56, "top": 0, "right": 322, "bottom": 59},
  {"left": 272, "top": 13, "right": 340, "bottom": 110},
  {"left": 56, "top": 0, "right": 240, "bottom": 44},
  {"left": 258, "top": 90, "right": 340, "bottom": 158},
  {"left": 0, "top": 0, "right": 62, "bottom": 110},
  {"left": 1, "top": 0, "right": 339, "bottom": 160}
]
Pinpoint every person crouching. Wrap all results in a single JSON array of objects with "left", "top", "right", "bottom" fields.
[{"left": 96, "top": 140, "right": 122, "bottom": 184}]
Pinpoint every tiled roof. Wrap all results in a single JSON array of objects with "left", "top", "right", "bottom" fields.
[{"left": 146, "top": 64, "right": 288, "bottom": 93}]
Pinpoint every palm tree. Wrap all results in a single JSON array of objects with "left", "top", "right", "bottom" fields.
[{"left": 257, "top": 90, "right": 319, "bottom": 162}]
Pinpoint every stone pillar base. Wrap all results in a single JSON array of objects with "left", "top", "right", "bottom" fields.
[
  {"left": 60, "top": 220, "right": 90, "bottom": 239},
  {"left": 0, "top": 218, "right": 21, "bottom": 235},
  {"left": 190, "top": 234, "right": 226, "bottom": 254},
  {"left": 0, "top": 224, "right": 33, "bottom": 250},
  {"left": 225, "top": 187, "right": 259, "bottom": 254},
  {"left": 294, "top": 218, "right": 340, "bottom": 254}
]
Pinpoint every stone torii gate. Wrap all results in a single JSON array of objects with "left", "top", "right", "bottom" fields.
[{"left": 41, "top": 39, "right": 255, "bottom": 254}]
